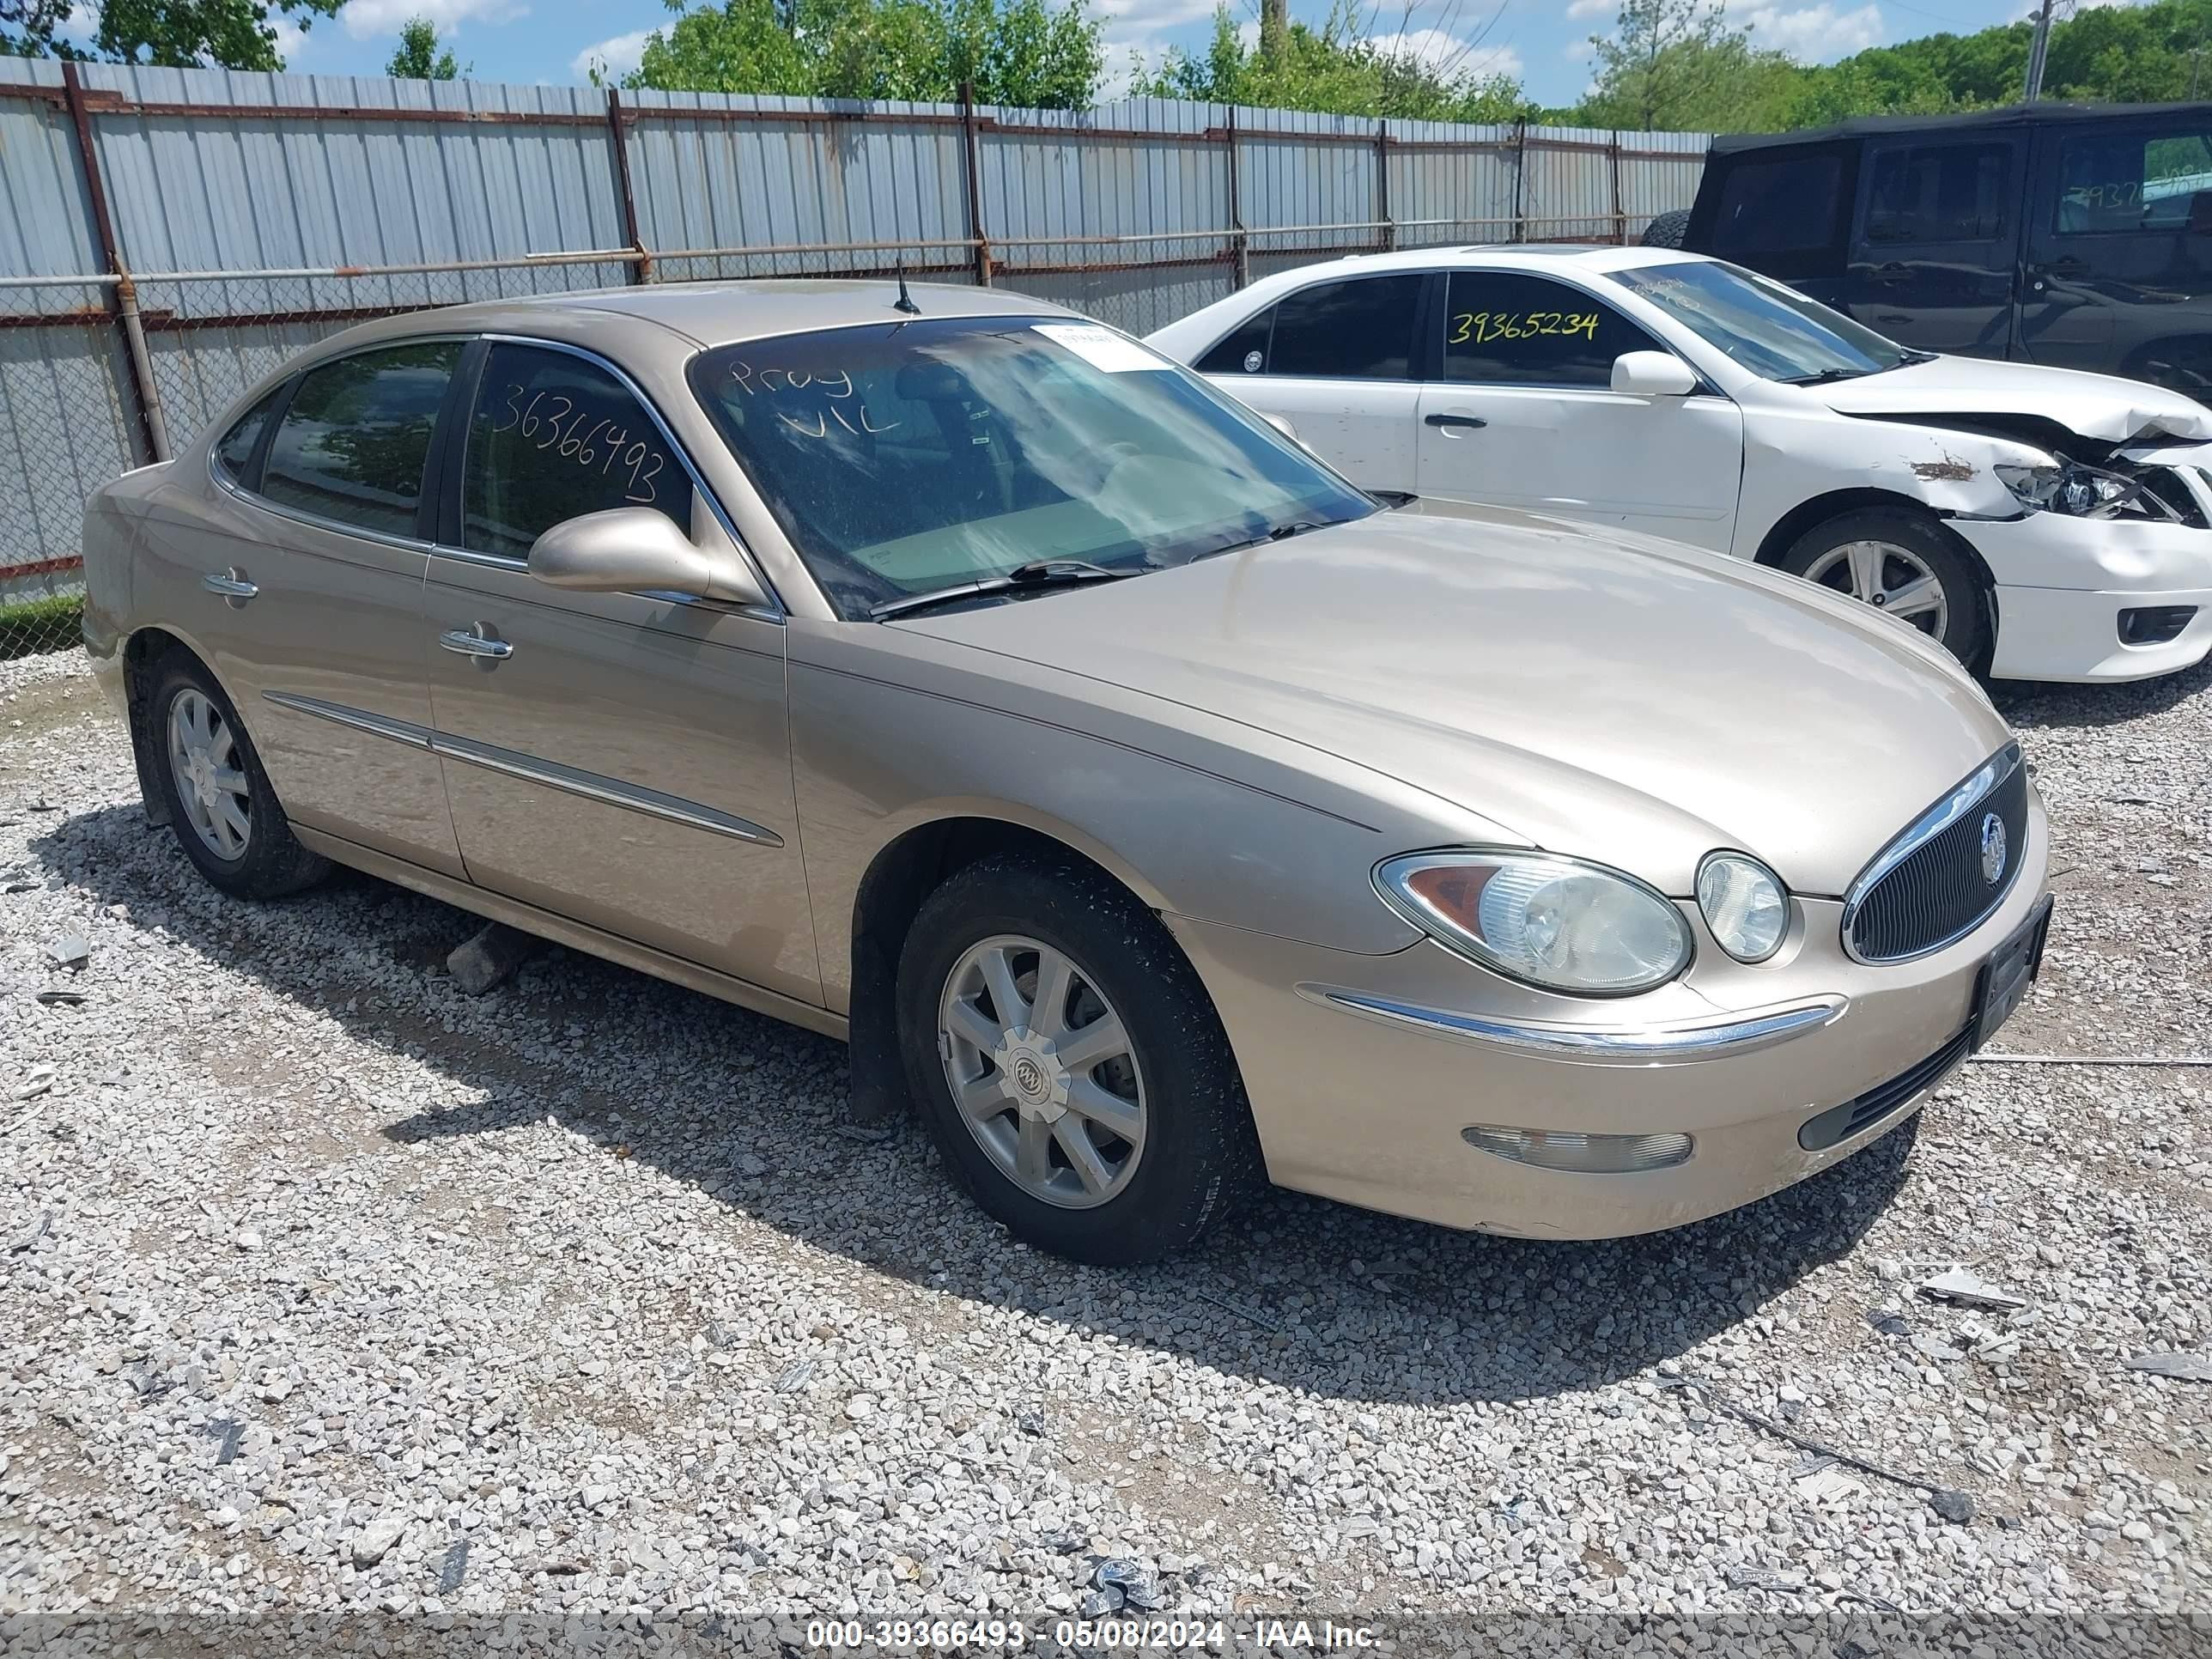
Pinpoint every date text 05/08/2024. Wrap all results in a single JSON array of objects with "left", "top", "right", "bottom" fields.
[{"left": 803, "top": 1618, "right": 1383, "bottom": 1650}]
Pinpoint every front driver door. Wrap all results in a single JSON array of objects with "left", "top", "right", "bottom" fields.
[
  {"left": 1841, "top": 135, "right": 2023, "bottom": 358},
  {"left": 1413, "top": 269, "right": 1744, "bottom": 550},
  {"left": 1194, "top": 270, "right": 1428, "bottom": 492},
  {"left": 422, "top": 337, "right": 820, "bottom": 1006}
]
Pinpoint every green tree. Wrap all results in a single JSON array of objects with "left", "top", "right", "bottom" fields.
[
  {"left": 386, "top": 15, "right": 465, "bottom": 79},
  {"left": 1571, "top": 0, "right": 1796, "bottom": 131},
  {"left": 629, "top": 0, "right": 1104, "bottom": 109},
  {"left": 0, "top": 0, "right": 340, "bottom": 67},
  {"left": 1133, "top": 1, "right": 1534, "bottom": 124}
]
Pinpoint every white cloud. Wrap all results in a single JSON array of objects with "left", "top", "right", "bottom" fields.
[
  {"left": 1562, "top": 34, "right": 1593, "bottom": 58},
  {"left": 1369, "top": 26, "right": 1525, "bottom": 80},
  {"left": 1094, "top": 0, "right": 1222, "bottom": 47},
  {"left": 1566, "top": 0, "right": 1613, "bottom": 19},
  {"left": 270, "top": 15, "right": 309, "bottom": 59},
  {"left": 570, "top": 27, "right": 653, "bottom": 82},
  {"left": 1741, "top": 0, "right": 1885, "bottom": 61},
  {"left": 341, "top": 0, "right": 527, "bottom": 41}
]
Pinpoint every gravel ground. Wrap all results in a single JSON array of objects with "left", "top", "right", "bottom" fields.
[{"left": 1, "top": 647, "right": 2207, "bottom": 1654}]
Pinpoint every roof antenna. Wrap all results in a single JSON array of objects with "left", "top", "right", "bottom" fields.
[{"left": 893, "top": 259, "right": 921, "bottom": 316}]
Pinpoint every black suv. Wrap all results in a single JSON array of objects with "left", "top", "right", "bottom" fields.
[{"left": 1654, "top": 102, "right": 2212, "bottom": 396}]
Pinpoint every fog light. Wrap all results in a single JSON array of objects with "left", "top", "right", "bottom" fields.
[
  {"left": 2118, "top": 605, "right": 2197, "bottom": 647},
  {"left": 1462, "top": 1125, "right": 1692, "bottom": 1172}
]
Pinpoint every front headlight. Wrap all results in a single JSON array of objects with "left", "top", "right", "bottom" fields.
[
  {"left": 1696, "top": 851, "right": 1789, "bottom": 963},
  {"left": 1994, "top": 460, "right": 2142, "bottom": 519},
  {"left": 1375, "top": 850, "right": 1692, "bottom": 996}
]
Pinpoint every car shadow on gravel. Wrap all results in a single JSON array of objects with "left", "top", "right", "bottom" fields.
[
  {"left": 37, "top": 802, "right": 1919, "bottom": 1409},
  {"left": 1990, "top": 651, "right": 2212, "bottom": 731}
]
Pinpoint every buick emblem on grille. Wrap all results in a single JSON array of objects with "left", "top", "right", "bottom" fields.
[{"left": 1979, "top": 811, "right": 2008, "bottom": 886}]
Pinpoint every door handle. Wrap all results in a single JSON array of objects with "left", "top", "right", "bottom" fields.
[
  {"left": 439, "top": 626, "right": 514, "bottom": 662},
  {"left": 1424, "top": 412, "right": 1486, "bottom": 431},
  {"left": 200, "top": 569, "right": 258, "bottom": 606}
]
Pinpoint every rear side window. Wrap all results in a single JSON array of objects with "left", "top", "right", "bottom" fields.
[
  {"left": 1195, "top": 310, "right": 1273, "bottom": 375},
  {"left": 259, "top": 342, "right": 460, "bottom": 538},
  {"left": 1711, "top": 152, "right": 1845, "bottom": 260},
  {"left": 1864, "top": 142, "right": 2010, "bottom": 243},
  {"left": 2056, "top": 124, "right": 2212, "bottom": 234},
  {"left": 1261, "top": 275, "right": 1424, "bottom": 379},
  {"left": 213, "top": 385, "right": 285, "bottom": 487},
  {"left": 461, "top": 343, "right": 685, "bottom": 560},
  {"left": 1439, "top": 271, "right": 1661, "bottom": 388}
]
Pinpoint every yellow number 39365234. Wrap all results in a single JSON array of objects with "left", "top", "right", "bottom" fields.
[{"left": 1449, "top": 310, "right": 1601, "bottom": 345}]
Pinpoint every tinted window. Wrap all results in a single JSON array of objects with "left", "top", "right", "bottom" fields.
[
  {"left": 462, "top": 343, "right": 685, "bottom": 560},
  {"left": 1864, "top": 143, "right": 2009, "bottom": 243},
  {"left": 1440, "top": 271, "right": 1661, "bottom": 387},
  {"left": 2057, "top": 124, "right": 2212, "bottom": 234},
  {"left": 1267, "top": 276, "right": 1423, "bottom": 379},
  {"left": 214, "top": 385, "right": 286, "bottom": 486},
  {"left": 1711, "top": 153, "right": 1844, "bottom": 258},
  {"left": 1195, "top": 309, "right": 1273, "bottom": 375},
  {"left": 686, "top": 317, "right": 1372, "bottom": 618},
  {"left": 259, "top": 342, "right": 459, "bottom": 537}
]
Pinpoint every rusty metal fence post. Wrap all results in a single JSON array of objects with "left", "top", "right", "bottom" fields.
[
  {"left": 1608, "top": 131, "right": 1627, "bottom": 246},
  {"left": 1225, "top": 104, "right": 1249, "bottom": 289},
  {"left": 62, "top": 63, "right": 167, "bottom": 465},
  {"left": 1375, "top": 122, "right": 1395, "bottom": 252},
  {"left": 959, "top": 84, "right": 993, "bottom": 287},
  {"left": 606, "top": 88, "right": 652, "bottom": 283}
]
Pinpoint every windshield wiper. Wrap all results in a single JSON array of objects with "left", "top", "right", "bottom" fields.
[
  {"left": 1778, "top": 366, "right": 1872, "bottom": 386},
  {"left": 870, "top": 559, "right": 1135, "bottom": 621},
  {"left": 1188, "top": 518, "right": 1334, "bottom": 563}
]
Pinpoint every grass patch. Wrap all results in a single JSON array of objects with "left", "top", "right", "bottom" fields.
[{"left": 0, "top": 592, "right": 83, "bottom": 659}]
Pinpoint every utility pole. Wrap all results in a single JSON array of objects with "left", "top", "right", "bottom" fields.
[
  {"left": 1260, "top": 0, "right": 1288, "bottom": 59},
  {"left": 2022, "top": 0, "right": 2054, "bottom": 102}
]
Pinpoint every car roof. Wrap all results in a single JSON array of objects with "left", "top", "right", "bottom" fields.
[
  {"left": 1232, "top": 244, "right": 1710, "bottom": 289},
  {"left": 307, "top": 278, "right": 1074, "bottom": 357},
  {"left": 1711, "top": 99, "right": 2212, "bottom": 155}
]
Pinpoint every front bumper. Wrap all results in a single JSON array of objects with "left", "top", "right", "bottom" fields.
[
  {"left": 1167, "top": 795, "right": 2050, "bottom": 1239},
  {"left": 1951, "top": 511, "right": 2212, "bottom": 682}
]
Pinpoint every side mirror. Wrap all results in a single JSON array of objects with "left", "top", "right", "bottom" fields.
[
  {"left": 1262, "top": 411, "right": 1301, "bottom": 444},
  {"left": 1611, "top": 350, "right": 1699, "bottom": 398},
  {"left": 528, "top": 502, "right": 765, "bottom": 608}
]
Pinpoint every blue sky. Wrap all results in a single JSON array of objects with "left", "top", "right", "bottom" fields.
[{"left": 243, "top": 0, "right": 2042, "bottom": 111}]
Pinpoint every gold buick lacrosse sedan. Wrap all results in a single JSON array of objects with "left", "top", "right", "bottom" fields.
[{"left": 81, "top": 281, "right": 2051, "bottom": 1264}]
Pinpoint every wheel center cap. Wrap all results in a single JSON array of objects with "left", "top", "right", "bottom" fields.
[{"left": 997, "top": 1027, "right": 1069, "bottom": 1120}]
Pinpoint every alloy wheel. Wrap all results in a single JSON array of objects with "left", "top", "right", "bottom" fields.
[
  {"left": 937, "top": 933, "right": 1146, "bottom": 1209},
  {"left": 1801, "top": 539, "right": 1949, "bottom": 640},
  {"left": 166, "top": 688, "right": 252, "bottom": 860}
]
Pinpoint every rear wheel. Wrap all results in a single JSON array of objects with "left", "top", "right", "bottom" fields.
[
  {"left": 147, "top": 654, "right": 328, "bottom": 899},
  {"left": 1640, "top": 209, "right": 1691, "bottom": 249},
  {"left": 896, "top": 853, "right": 1259, "bottom": 1265},
  {"left": 1778, "top": 508, "right": 1988, "bottom": 669}
]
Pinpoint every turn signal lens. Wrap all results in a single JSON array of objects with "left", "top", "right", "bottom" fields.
[
  {"left": 1376, "top": 851, "right": 1692, "bottom": 996},
  {"left": 1462, "top": 1126, "right": 1694, "bottom": 1173},
  {"left": 1696, "top": 852, "right": 1790, "bottom": 963}
]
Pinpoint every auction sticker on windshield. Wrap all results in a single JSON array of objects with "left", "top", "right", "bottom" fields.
[{"left": 1032, "top": 323, "right": 1170, "bottom": 372}]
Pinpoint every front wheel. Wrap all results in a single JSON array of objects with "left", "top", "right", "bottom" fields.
[
  {"left": 896, "top": 853, "right": 1260, "bottom": 1265},
  {"left": 1778, "top": 509, "right": 1988, "bottom": 670}
]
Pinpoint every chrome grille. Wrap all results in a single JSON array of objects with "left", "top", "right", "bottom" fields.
[{"left": 1843, "top": 745, "right": 2027, "bottom": 963}]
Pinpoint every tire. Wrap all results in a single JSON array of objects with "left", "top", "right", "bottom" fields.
[
  {"left": 895, "top": 852, "right": 1261, "bottom": 1266},
  {"left": 1640, "top": 209, "right": 1691, "bottom": 249},
  {"left": 1778, "top": 508, "right": 1989, "bottom": 670},
  {"left": 146, "top": 652, "right": 329, "bottom": 900}
]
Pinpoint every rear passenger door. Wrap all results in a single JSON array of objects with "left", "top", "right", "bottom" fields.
[
  {"left": 1193, "top": 271, "right": 1428, "bottom": 490},
  {"left": 1842, "top": 134, "right": 2024, "bottom": 357},
  {"left": 1413, "top": 270, "right": 1743, "bottom": 550},
  {"left": 2021, "top": 114, "right": 2212, "bottom": 389}
]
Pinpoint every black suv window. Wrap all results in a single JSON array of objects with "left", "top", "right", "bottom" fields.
[
  {"left": 1865, "top": 142, "right": 2010, "bottom": 243},
  {"left": 1211, "top": 275, "right": 1422, "bottom": 380},
  {"left": 258, "top": 342, "right": 460, "bottom": 538},
  {"left": 213, "top": 385, "right": 286, "bottom": 487},
  {"left": 1711, "top": 151, "right": 1845, "bottom": 261},
  {"left": 1440, "top": 271, "right": 1661, "bottom": 388},
  {"left": 2057, "top": 123, "right": 2212, "bottom": 234},
  {"left": 462, "top": 343, "right": 685, "bottom": 560}
]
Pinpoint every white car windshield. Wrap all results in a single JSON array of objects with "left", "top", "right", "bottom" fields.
[
  {"left": 689, "top": 315, "right": 1375, "bottom": 619},
  {"left": 1613, "top": 260, "right": 1928, "bottom": 386}
]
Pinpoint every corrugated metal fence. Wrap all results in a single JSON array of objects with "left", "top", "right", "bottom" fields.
[{"left": 0, "top": 59, "right": 1708, "bottom": 653}]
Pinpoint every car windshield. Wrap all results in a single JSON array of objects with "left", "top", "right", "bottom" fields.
[
  {"left": 1612, "top": 258, "right": 1919, "bottom": 383},
  {"left": 688, "top": 315, "right": 1374, "bottom": 618}
]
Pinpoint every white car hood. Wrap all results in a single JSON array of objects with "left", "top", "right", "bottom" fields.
[{"left": 1818, "top": 355, "right": 2212, "bottom": 444}]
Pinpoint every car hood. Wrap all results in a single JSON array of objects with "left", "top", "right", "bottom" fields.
[
  {"left": 1818, "top": 354, "right": 2212, "bottom": 443},
  {"left": 897, "top": 506, "right": 2016, "bottom": 896}
]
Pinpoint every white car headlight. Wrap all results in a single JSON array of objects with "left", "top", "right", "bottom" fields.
[
  {"left": 1993, "top": 460, "right": 2142, "bottom": 519},
  {"left": 1696, "top": 851, "right": 1789, "bottom": 963},
  {"left": 1376, "top": 850, "right": 1692, "bottom": 996}
]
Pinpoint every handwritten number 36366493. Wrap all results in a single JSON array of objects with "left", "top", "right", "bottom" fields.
[{"left": 494, "top": 386, "right": 665, "bottom": 506}]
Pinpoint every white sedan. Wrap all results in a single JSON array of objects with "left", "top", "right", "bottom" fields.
[{"left": 1146, "top": 246, "right": 2212, "bottom": 683}]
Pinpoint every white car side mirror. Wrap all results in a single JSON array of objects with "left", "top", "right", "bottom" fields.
[
  {"left": 1611, "top": 351, "right": 1699, "bottom": 398},
  {"left": 1262, "top": 412, "right": 1301, "bottom": 444}
]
